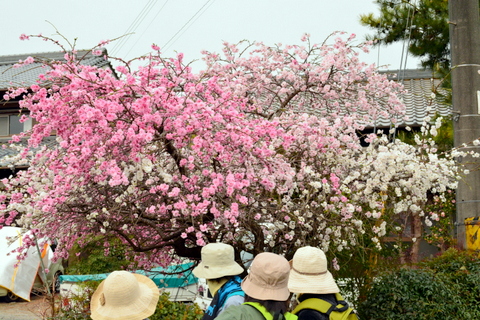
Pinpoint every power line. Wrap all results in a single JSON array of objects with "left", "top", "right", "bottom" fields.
[
  {"left": 124, "top": 0, "right": 170, "bottom": 58},
  {"left": 111, "top": 0, "right": 158, "bottom": 56},
  {"left": 165, "top": 0, "right": 217, "bottom": 52},
  {"left": 162, "top": 0, "right": 215, "bottom": 52},
  {"left": 398, "top": 0, "right": 417, "bottom": 82}
]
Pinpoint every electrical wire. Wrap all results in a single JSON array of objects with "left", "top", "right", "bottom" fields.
[
  {"left": 392, "top": 0, "right": 417, "bottom": 141},
  {"left": 398, "top": 0, "right": 417, "bottom": 83},
  {"left": 163, "top": 0, "right": 217, "bottom": 52},
  {"left": 111, "top": 0, "right": 158, "bottom": 56},
  {"left": 123, "top": 0, "right": 170, "bottom": 58},
  {"left": 162, "top": 0, "right": 215, "bottom": 52}
]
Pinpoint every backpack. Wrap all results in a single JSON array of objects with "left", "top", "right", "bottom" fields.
[
  {"left": 292, "top": 293, "right": 359, "bottom": 320},
  {"left": 244, "top": 302, "right": 298, "bottom": 320}
]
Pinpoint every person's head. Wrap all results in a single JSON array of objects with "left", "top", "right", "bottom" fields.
[
  {"left": 241, "top": 252, "right": 291, "bottom": 314},
  {"left": 90, "top": 270, "right": 160, "bottom": 320},
  {"left": 288, "top": 246, "right": 339, "bottom": 295},
  {"left": 192, "top": 242, "right": 244, "bottom": 280}
]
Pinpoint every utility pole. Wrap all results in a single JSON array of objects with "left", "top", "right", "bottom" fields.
[{"left": 449, "top": 0, "right": 480, "bottom": 249}]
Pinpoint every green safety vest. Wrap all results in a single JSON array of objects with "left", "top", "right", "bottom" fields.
[
  {"left": 244, "top": 302, "right": 298, "bottom": 320},
  {"left": 292, "top": 293, "right": 358, "bottom": 320}
]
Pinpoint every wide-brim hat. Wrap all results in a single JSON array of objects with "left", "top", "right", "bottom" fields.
[
  {"left": 241, "top": 252, "right": 290, "bottom": 301},
  {"left": 90, "top": 271, "right": 160, "bottom": 320},
  {"left": 288, "top": 246, "right": 339, "bottom": 294},
  {"left": 192, "top": 243, "right": 244, "bottom": 279}
]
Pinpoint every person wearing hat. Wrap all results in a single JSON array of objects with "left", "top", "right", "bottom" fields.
[
  {"left": 90, "top": 270, "right": 160, "bottom": 320},
  {"left": 215, "top": 252, "right": 298, "bottom": 320},
  {"left": 288, "top": 246, "right": 358, "bottom": 320},
  {"left": 193, "top": 242, "right": 245, "bottom": 320}
]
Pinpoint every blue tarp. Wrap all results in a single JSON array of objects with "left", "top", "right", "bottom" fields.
[{"left": 59, "top": 262, "right": 196, "bottom": 288}]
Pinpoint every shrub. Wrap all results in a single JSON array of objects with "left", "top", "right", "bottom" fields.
[
  {"left": 149, "top": 291, "right": 204, "bottom": 320},
  {"left": 53, "top": 284, "right": 204, "bottom": 320},
  {"left": 52, "top": 280, "right": 101, "bottom": 320},
  {"left": 357, "top": 249, "right": 480, "bottom": 320},
  {"left": 357, "top": 268, "right": 456, "bottom": 319},
  {"left": 418, "top": 248, "right": 480, "bottom": 316},
  {"left": 66, "top": 237, "right": 134, "bottom": 275}
]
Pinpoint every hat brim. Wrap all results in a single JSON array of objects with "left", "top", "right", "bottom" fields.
[
  {"left": 288, "top": 269, "right": 339, "bottom": 294},
  {"left": 241, "top": 274, "right": 290, "bottom": 301},
  {"left": 90, "top": 273, "right": 160, "bottom": 320},
  {"left": 193, "top": 261, "right": 244, "bottom": 279}
]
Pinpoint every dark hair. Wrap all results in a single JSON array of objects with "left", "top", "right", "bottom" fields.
[{"left": 244, "top": 295, "right": 288, "bottom": 315}]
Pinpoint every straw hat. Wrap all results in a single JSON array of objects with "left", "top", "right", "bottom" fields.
[
  {"left": 241, "top": 252, "right": 290, "bottom": 301},
  {"left": 90, "top": 271, "right": 160, "bottom": 320},
  {"left": 192, "top": 243, "right": 244, "bottom": 279},
  {"left": 288, "top": 246, "right": 339, "bottom": 294}
]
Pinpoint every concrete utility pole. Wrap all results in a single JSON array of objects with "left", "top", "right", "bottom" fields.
[{"left": 448, "top": 0, "right": 480, "bottom": 249}]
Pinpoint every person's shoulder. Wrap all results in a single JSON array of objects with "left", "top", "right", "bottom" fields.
[
  {"left": 225, "top": 294, "right": 245, "bottom": 305},
  {"left": 215, "top": 304, "right": 263, "bottom": 320},
  {"left": 217, "top": 295, "right": 245, "bottom": 316}
]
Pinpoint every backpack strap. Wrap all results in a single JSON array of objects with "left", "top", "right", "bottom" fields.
[
  {"left": 244, "top": 302, "right": 274, "bottom": 320},
  {"left": 292, "top": 294, "right": 358, "bottom": 320},
  {"left": 292, "top": 298, "right": 335, "bottom": 315},
  {"left": 292, "top": 293, "right": 349, "bottom": 314},
  {"left": 244, "top": 302, "right": 298, "bottom": 320}
]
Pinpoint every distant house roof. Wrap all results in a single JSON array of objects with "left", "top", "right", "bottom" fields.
[
  {"left": 0, "top": 50, "right": 113, "bottom": 169},
  {"left": 0, "top": 136, "right": 58, "bottom": 168},
  {"left": 376, "top": 69, "right": 451, "bottom": 128},
  {"left": 0, "top": 49, "right": 112, "bottom": 90}
]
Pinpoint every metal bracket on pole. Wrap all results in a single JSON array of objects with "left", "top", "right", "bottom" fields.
[{"left": 452, "top": 110, "right": 461, "bottom": 121}]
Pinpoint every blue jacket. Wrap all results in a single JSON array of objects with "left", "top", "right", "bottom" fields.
[{"left": 202, "top": 276, "right": 245, "bottom": 320}]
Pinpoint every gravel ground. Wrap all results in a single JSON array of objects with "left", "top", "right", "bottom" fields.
[{"left": 0, "top": 294, "right": 55, "bottom": 320}]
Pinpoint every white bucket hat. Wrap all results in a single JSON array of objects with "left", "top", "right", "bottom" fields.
[
  {"left": 192, "top": 243, "right": 244, "bottom": 279},
  {"left": 288, "top": 246, "right": 340, "bottom": 294},
  {"left": 241, "top": 252, "right": 291, "bottom": 301},
  {"left": 90, "top": 271, "right": 160, "bottom": 320}
]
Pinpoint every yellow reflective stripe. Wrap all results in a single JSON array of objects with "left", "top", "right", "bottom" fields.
[{"left": 9, "top": 230, "right": 22, "bottom": 290}]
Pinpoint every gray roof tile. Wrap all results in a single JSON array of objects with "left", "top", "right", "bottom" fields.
[
  {"left": 376, "top": 69, "right": 451, "bottom": 128},
  {"left": 0, "top": 49, "right": 111, "bottom": 90},
  {"left": 0, "top": 136, "right": 57, "bottom": 168}
]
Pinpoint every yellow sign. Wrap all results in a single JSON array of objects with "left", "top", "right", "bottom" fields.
[{"left": 465, "top": 217, "right": 480, "bottom": 252}]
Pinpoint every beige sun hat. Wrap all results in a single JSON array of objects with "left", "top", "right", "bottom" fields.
[
  {"left": 288, "top": 246, "right": 340, "bottom": 294},
  {"left": 241, "top": 252, "right": 291, "bottom": 301},
  {"left": 192, "top": 243, "right": 244, "bottom": 279},
  {"left": 90, "top": 271, "right": 160, "bottom": 320}
]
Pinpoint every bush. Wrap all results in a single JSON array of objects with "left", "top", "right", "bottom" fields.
[
  {"left": 357, "top": 249, "right": 480, "bottom": 320},
  {"left": 357, "top": 268, "right": 457, "bottom": 319},
  {"left": 52, "top": 280, "right": 101, "bottom": 320},
  {"left": 149, "top": 291, "right": 204, "bottom": 320},
  {"left": 418, "top": 248, "right": 480, "bottom": 316},
  {"left": 53, "top": 284, "right": 204, "bottom": 320},
  {"left": 66, "top": 237, "right": 134, "bottom": 275}
]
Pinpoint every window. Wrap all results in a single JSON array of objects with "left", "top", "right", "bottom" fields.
[{"left": 0, "top": 114, "right": 32, "bottom": 136}]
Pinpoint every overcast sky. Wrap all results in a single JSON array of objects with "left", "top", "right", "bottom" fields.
[{"left": 1, "top": 0, "right": 421, "bottom": 70}]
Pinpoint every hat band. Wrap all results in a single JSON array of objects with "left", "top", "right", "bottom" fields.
[{"left": 292, "top": 267, "right": 327, "bottom": 276}]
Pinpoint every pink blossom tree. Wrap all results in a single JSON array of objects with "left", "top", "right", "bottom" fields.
[{"left": 0, "top": 33, "right": 468, "bottom": 268}]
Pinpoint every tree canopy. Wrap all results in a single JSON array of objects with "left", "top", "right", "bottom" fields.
[
  {"left": 360, "top": 0, "right": 451, "bottom": 70},
  {"left": 0, "top": 33, "right": 469, "bottom": 269}
]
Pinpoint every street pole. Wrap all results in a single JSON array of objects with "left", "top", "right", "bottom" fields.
[{"left": 448, "top": 0, "right": 480, "bottom": 249}]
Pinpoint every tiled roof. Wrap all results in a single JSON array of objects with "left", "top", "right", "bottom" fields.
[
  {"left": 0, "top": 50, "right": 112, "bottom": 168},
  {"left": 377, "top": 69, "right": 451, "bottom": 128},
  {"left": 0, "top": 49, "right": 111, "bottom": 90},
  {"left": 0, "top": 136, "right": 57, "bottom": 168}
]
